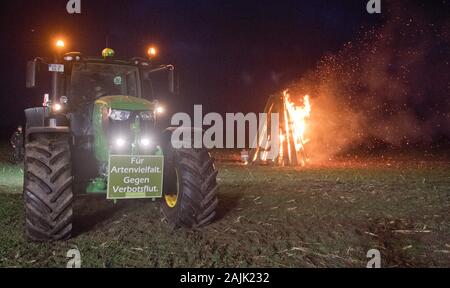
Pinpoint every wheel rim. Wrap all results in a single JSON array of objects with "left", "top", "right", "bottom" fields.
[{"left": 164, "top": 169, "right": 179, "bottom": 208}]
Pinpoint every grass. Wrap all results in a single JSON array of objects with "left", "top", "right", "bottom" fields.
[
  {"left": 0, "top": 143, "right": 23, "bottom": 194},
  {"left": 0, "top": 145, "right": 449, "bottom": 267}
]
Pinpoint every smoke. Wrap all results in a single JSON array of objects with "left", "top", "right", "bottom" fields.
[{"left": 289, "top": 1, "right": 450, "bottom": 161}]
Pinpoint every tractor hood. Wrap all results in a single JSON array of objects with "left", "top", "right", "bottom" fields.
[
  {"left": 92, "top": 96, "right": 158, "bottom": 163},
  {"left": 95, "top": 96, "right": 156, "bottom": 111}
]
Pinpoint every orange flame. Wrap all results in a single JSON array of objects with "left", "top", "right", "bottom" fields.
[
  {"left": 253, "top": 90, "right": 311, "bottom": 166},
  {"left": 282, "top": 90, "right": 311, "bottom": 164}
]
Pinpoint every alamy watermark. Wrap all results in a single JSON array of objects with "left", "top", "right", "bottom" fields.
[
  {"left": 66, "top": 1, "right": 380, "bottom": 15},
  {"left": 66, "top": 0, "right": 81, "bottom": 14},
  {"left": 366, "top": 249, "right": 381, "bottom": 268},
  {"left": 171, "top": 105, "right": 280, "bottom": 159},
  {"left": 66, "top": 248, "right": 82, "bottom": 268},
  {"left": 367, "top": 0, "right": 381, "bottom": 14}
]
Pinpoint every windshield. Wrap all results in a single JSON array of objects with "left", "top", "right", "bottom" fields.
[
  {"left": 70, "top": 63, "right": 139, "bottom": 105},
  {"left": 142, "top": 68, "right": 172, "bottom": 101}
]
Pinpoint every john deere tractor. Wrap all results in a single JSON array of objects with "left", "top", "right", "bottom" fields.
[{"left": 24, "top": 41, "right": 218, "bottom": 242}]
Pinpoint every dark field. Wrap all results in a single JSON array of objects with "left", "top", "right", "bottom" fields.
[{"left": 0, "top": 144, "right": 449, "bottom": 267}]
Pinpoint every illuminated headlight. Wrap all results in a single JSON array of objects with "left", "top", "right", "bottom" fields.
[
  {"left": 53, "top": 103, "right": 62, "bottom": 112},
  {"left": 140, "top": 138, "right": 151, "bottom": 147},
  {"left": 139, "top": 111, "right": 154, "bottom": 121},
  {"left": 110, "top": 110, "right": 131, "bottom": 121},
  {"left": 115, "top": 137, "right": 127, "bottom": 148}
]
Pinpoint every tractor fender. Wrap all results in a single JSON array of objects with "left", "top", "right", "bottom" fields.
[
  {"left": 26, "top": 127, "right": 70, "bottom": 142},
  {"left": 25, "top": 107, "right": 45, "bottom": 128},
  {"left": 162, "top": 127, "right": 205, "bottom": 149},
  {"left": 25, "top": 107, "right": 71, "bottom": 141}
]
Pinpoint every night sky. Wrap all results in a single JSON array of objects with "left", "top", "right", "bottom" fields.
[{"left": 0, "top": 1, "right": 448, "bottom": 146}]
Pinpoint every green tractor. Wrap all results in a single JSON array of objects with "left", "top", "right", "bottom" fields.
[{"left": 24, "top": 41, "right": 218, "bottom": 242}]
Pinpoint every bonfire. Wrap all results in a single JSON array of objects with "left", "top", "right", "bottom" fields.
[{"left": 252, "top": 90, "right": 311, "bottom": 166}]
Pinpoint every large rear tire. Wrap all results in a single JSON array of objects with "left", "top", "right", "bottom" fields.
[
  {"left": 24, "top": 134, "right": 73, "bottom": 241},
  {"left": 161, "top": 148, "right": 218, "bottom": 228}
]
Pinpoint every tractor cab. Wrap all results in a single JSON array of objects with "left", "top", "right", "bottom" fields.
[
  {"left": 26, "top": 43, "right": 175, "bottom": 185},
  {"left": 27, "top": 46, "right": 173, "bottom": 122}
]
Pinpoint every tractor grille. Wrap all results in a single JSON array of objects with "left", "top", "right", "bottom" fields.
[{"left": 107, "top": 111, "right": 156, "bottom": 154}]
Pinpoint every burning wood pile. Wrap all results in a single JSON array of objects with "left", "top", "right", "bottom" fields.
[{"left": 251, "top": 90, "right": 311, "bottom": 166}]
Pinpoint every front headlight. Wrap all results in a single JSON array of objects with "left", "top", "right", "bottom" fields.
[
  {"left": 115, "top": 137, "right": 127, "bottom": 148},
  {"left": 140, "top": 111, "right": 154, "bottom": 121},
  {"left": 140, "top": 137, "right": 152, "bottom": 147},
  {"left": 110, "top": 109, "right": 131, "bottom": 121}
]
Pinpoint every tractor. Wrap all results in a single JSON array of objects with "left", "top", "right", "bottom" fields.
[{"left": 24, "top": 40, "right": 218, "bottom": 242}]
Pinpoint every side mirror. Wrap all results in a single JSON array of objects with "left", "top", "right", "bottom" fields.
[
  {"left": 168, "top": 68, "right": 174, "bottom": 94},
  {"left": 26, "top": 60, "right": 37, "bottom": 88}
]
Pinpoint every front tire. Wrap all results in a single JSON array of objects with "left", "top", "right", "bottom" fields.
[
  {"left": 161, "top": 148, "right": 218, "bottom": 228},
  {"left": 24, "top": 134, "right": 73, "bottom": 241}
]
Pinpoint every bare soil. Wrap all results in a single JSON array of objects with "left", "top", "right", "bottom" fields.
[{"left": 0, "top": 146, "right": 449, "bottom": 267}]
